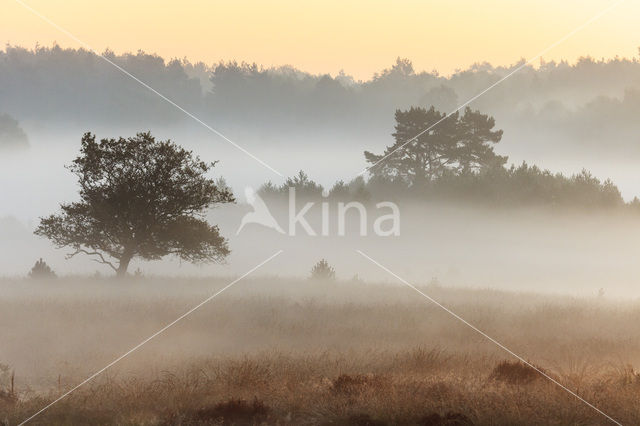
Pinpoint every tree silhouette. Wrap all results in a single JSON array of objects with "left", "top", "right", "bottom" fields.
[
  {"left": 35, "top": 132, "right": 234, "bottom": 277},
  {"left": 364, "top": 106, "right": 505, "bottom": 186},
  {"left": 310, "top": 259, "right": 336, "bottom": 281},
  {"left": 0, "top": 113, "right": 28, "bottom": 151},
  {"left": 29, "top": 258, "right": 56, "bottom": 279}
]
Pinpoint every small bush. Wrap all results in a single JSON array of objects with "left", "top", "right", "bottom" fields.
[
  {"left": 489, "top": 360, "right": 543, "bottom": 385},
  {"left": 170, "top": 398, "right": 270, "bottom": 425},
  {"left": 310, "top": 259, "right": 336, "bottom": 281},
  {"left": 418, "top": 412, "right": 474, "bottom": 426},
  {"left": 28, "top": 258, "right": 56, "bottom": 279},
  {"left": 331, "top": 374, "right": 386, "bottom": 395},
  {"left": 347, "top": 413, "right": 388, "bottom": 426}
]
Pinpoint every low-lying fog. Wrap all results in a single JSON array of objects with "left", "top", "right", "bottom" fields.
[
  {"left": 3, "top": 120, "right": 640, "bottom": 299},
  {"left": 2, "top": 275, "right": 639, "bottom": 393},
  {"left": 3, "top": 139, "right": 640, "bottom": 298}
]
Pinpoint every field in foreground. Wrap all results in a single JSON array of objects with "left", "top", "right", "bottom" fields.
[{"left": 1, "top": 277, "right": 640, "bottom": 425}]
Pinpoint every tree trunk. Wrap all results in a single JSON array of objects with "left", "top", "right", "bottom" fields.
[{"left": 116, "top": 254, "right": 132, "bottom": 278}]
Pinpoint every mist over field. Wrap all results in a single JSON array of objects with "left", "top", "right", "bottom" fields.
[
  {"left": 2, "top": 24, "right": 640, "bottom": 423},
  {"left": 2, "top": 275, "right": 640, "bottom": 424},
  {"left": 3, "top": 200, "right": 640, "bottom": 298},
  {"left": 3, "top": 47, "right": 640, "bottom": 293}
]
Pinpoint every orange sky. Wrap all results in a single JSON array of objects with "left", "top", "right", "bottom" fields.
[{"left": 1, "top": 0, "right": 637, "bottom": 79}]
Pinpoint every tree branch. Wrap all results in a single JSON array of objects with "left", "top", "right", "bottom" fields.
[{"left": 67, "top": 249, "right": 118, "bottom": 272}]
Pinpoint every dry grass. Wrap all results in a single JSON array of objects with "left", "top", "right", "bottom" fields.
[
  {"left": 488, "top": 360, "right": 547, "bottom": 385},
  {"left": 1, "top": 276, "right": 640, "bottom": 425}
]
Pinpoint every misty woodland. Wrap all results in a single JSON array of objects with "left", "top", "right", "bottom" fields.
[{"left": 2, "top": 8, "right": 640, "bottom": 424}]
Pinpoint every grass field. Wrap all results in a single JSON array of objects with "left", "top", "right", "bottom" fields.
[{"left": 1, "top": 277, "right": 639, "bottom": 425}]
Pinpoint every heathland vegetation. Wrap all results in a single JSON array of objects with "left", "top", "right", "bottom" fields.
[
  {"left": 1, "top": 277, "right": 639, "bottom": 425},
  {"left": 3, "top": 46, "right": 640, "bottom": 425}
]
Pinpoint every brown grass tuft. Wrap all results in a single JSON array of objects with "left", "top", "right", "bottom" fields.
[
  {"left": 346, "top": 413, "right": 388, "bottom": 426},
  {"left": 489, "top": 360, "right": 544, "bottom": 385},
  {"left": 165, "top": 397, "right": 269, "bottom": 425},
  {"left": 418, "top": 412, "right": 474, "bottom": 425},
  {"left": 331, "top": 374, "right": 387, "bottom": 395}
]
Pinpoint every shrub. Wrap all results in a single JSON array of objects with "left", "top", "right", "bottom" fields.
[
  {"left": 28, "top": 258, "right": 56, "bottom": 279},
  {"left": 331, "top": 374, "right": 386, "bottom": 395},
  {"left": 347, "top": 413, "right": 388, "bottom": 426},
  {"left": 418, "top": 412, "right": 474, "bottom": 425},
  {"left": 489, "top": 360, "right": 543, "bottom": 385},
  {"left": 310, "top": 259, "right": 336, "bottom": 281},
  {"left": 166, "top": 398, "right": 269, "bottom": 425}
]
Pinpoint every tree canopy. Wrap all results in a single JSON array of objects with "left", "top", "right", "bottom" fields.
[
  {"left": 364, "top": 106, "right": 505, "bottom": 186},
  {"left": 35, "top": 132, "right": 234, "bottom": 276}
]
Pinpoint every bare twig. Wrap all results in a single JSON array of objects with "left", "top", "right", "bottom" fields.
[{"left": 67, "top": 249, "right": 118, "bottom": 272}]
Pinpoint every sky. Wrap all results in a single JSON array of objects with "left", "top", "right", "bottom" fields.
[{"left": 1, "top": 0, "right": 638, "bottom": 80}]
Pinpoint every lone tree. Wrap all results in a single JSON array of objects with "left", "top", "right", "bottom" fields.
[
  {"left": 35, "top": 132, "right": 234, "bottom": 277},
  {"left": 364, "top": 106, "right": 506, "bottom": 186}
]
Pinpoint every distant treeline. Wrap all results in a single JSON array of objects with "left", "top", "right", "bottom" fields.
[
  {"left": 255, "top": 103, "right": 631, "bottom": 210},
  {"left": 3, "top": 45, "right": 640, "bottom": 155},
  {"left": 259, "top": 165, "right": 632, "bottom": 210}
]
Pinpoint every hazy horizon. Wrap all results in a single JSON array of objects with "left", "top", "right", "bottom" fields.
[
  {"left": 3, "top": 0, "right": 638, "bottom": 80},
  {"left": 2, "top": 3, "right": 640, "bottom": 424}
]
